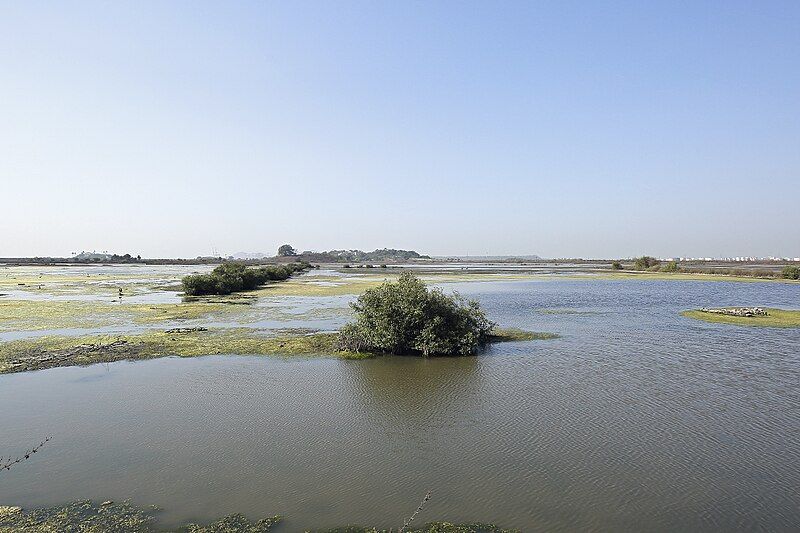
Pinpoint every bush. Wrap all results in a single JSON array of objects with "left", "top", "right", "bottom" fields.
[
  {"left": 182, "top": 262, "right": 309, "bottom": 296},
  {"left": 337, "top": 272, "right": 495, "bottom": 357},
  {"left": 661, "top": 261, "right": 679, "bottom": 273},
  {"left": 782, "top": 265, "right": 800, "bottom": 280},
  {"left": 611, "top": 261, "right": 623, "bottom": 270},
  {"left": 633, "top": 256, "right": 660, "bottom": 270}
]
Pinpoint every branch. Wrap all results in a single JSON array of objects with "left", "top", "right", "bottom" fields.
[
  {"left": 399, "top": 490, "right": 432, "bottom": 533},
  {"left": 1, "top": 436, "right": 51, "bottom": 473}
]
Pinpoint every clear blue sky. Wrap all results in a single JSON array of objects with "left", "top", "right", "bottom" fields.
[{"left": 1, "top": 1, "right": 798, "bottom": 258}]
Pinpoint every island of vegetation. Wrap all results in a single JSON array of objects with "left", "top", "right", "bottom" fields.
[
  {"left": 681, "top": 307, "right": 800, "bottom": 328},
  {"left": 337, "top": 272, "right": 555, "bottom": 356},
  {"left": 181, "top": 262, "right": 311, "bottom": 296}
]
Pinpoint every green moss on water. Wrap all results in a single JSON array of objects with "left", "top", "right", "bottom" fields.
[
  {"left": 681, "top": 308, "right": 800, "bottom": 328},
  {"left": 488, "top": 328, "right": 560, "bottom": 342},
  {"left": 0, "top": 300, "right": 231, "bottom": 332}
]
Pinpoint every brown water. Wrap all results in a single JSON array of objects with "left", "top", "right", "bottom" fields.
[{"left": 1, "top": 278, "right": 799, "bottom": 531}]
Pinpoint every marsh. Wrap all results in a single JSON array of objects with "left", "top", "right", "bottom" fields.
[{"left": 1, "top": 265, "right": 799, "bottom": 530}]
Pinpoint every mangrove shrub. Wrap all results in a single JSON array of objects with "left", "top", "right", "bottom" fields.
[
  {"left": 633, "top": 256, "right": 660, "bottom": 270},
  {"left": 182, "top": 262, "right": 309, "bottom": 296},
  {"left": 338, "top": 272, "right": 495, "bottom": 357},
  {"left": 782, "top": 265, "right": 800, "bottom": 280}
]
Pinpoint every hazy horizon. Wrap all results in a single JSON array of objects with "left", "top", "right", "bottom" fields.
[{"left": 2, "top": 1, "right": 799, "bottom": 259}]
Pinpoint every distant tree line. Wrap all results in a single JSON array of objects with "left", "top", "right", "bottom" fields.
[
  {"left": 278, "top": 245, "right": 430, "bottom": 263},
  {"left": 182, "top": 262, "right": 310, "bottom": 296},
  {"left": 611, "top": 256, "right": 798, "bottom": 279}
]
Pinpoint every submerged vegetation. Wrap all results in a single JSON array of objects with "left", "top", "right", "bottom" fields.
[
  {"left": 681, "top": 308, "right": 800, "bottom": 328},
  {"left": 0, "top": 500, "right": 516, "bottom": 533},
  {"left": 0, "top": 500, "right": 282, "bottom": 533},
  {"left": 338, "top": 272, "right": 495, "bottom": 356},
  {"left": 182, "top": 262, "right": 310, "bottom": 296}
]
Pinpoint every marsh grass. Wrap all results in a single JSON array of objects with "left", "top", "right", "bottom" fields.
[
  {"left": 487, "top": 328, "right": 560, "bottom": 341},
  {"left": 0, "top": 329, "right": 372, "bottom": 373},
  {"left": 681, "top": 308, "right": 800, "bottom": 328}
]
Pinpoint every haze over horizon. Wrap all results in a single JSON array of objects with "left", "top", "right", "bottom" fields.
[{"left": 2, "top": 1, "right": 799, "bottom": 259}]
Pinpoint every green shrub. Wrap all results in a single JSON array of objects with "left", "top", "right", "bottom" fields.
[
  {"left": 337, "top": 272, "right": 495, "bottom": 357},
  {"left": 661, "top": 261, "right": 679, "bottom": 273},
  {"left": 611, "top": 261, "right": 623, "bottom": 270},
  {"left": 633, "top": 256, "right": 659, "bottom": 270},
  {"left": 782, "top": 265, "right": 800, "bottom": 280},
  {"left": 182, "top": 262, "right": 309, "bottom": 296}
]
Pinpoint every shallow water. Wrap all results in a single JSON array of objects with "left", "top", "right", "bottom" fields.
[{"left": 1, "top": 278, "right": 799, "bottom": 531}]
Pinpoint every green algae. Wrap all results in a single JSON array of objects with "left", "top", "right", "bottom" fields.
[
  {"left": 0, "top": 299, "right": 231, "bottom": 332},
  {"left": 681, "top": 308, "right": 800, "bottom": 328},
  {"left": 0, "top": 329, "right": 371, "bottom": 373},
  {"left": 488, "top": 328, "right": 560, "bottom": 342}
]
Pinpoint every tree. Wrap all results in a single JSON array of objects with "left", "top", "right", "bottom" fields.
[
  {"left": 338, "top": 272, "right": 495, "bottom": 357},
  {"left": 277, "top": 244, "right": 297, "bottom": 257},
  {"left": 611, "top": 261, "right": 623, "bottom": 270},
  {"left": 782, "top": 265, "right": 800, "bottom": 280},
  {"left": 661, "top": 261, "right": 679, "bottom": 272},
  {"left": 633, "top": 256, "right": 659, "bottom": 270}
]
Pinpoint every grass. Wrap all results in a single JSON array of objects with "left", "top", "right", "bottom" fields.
[
  {"left": 0, "top": 299, "right": 231, "bottom": 332},
  {"left": 0, "top": 329, "right": 372, "bottom": 373},
  {"left": 488, "top": 328, "right": 560, "bottom": 342},
  {"left": 681, "top": 308, "right": 800, "bottom": 328},
  {"left": 0, "top": 326, "right": 558, "bottom": 374},
  {"left": 580, "top": 271, "right": 800, "bottom": 284}
]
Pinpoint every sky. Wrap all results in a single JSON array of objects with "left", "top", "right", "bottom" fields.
[{"left": 1, "top": 1, "right": 799, "bottom": 259}]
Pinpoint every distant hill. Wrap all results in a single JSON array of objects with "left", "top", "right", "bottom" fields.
[{"left": 296, "top": 248, "right": 430, "bottom": 263}]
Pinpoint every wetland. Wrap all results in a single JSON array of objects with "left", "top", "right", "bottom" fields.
[{"left": 1, "top": 263, "right": 799, "bottom": 531}]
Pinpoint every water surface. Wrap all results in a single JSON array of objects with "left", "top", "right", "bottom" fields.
[{"left": 1, "top": 278, "right": 799, "bottom": 531}]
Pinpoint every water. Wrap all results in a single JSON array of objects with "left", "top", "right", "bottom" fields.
[{"left": 1, "top": 278, "right": 799, "bottom": 531}]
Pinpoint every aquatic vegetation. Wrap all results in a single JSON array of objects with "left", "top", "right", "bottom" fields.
[
  {"left": 488, "top": 328, "right": 559, "bottom": 342},
  {"left": 338, "top": 273, "right": 495, "bottom": 356},
  {"left": 0, "top": 299, "right": 231, "bottom": 332},
  {"left": 182, "top": 262, "right": 310, "bottom": 296},
  {"left": 0, "top": 499, "right": 514, "bottom": 533},
  {"left": 0, "top": 328, "right": 372, "bottom": 373},
  {"left": 681, "top": 308, "right": 800, "bottom": 328},
  {"left": 0, "top": 500, "right": 281, "bottom": 532}
]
